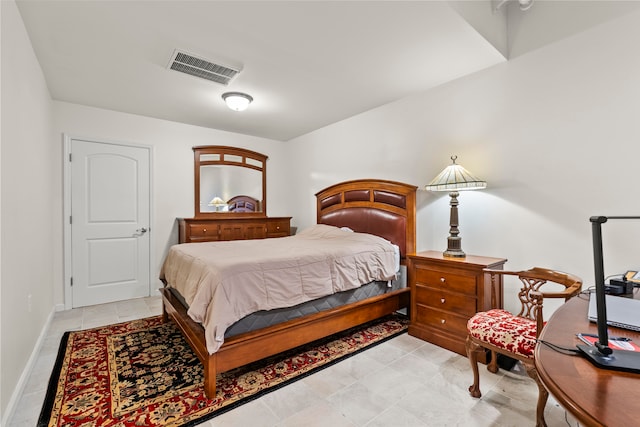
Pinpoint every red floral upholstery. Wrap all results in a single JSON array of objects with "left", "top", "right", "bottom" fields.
[{"left": 467, "top": 309, "right": 537, "bottom": 358}]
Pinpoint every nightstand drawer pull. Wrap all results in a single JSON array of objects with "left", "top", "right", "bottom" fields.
[
  {"left": 440, "top": 277, "right": 446, "bottom": 283},
  {"left": 441, "top": 298, "right": 446, "bottom": 304},
  {"left": 441, "top": 319, "right": 446, "bottom": 324}
]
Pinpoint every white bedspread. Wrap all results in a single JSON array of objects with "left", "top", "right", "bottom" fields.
[{"left": 159, "top": 224, "right": 398, "bottom": 354}]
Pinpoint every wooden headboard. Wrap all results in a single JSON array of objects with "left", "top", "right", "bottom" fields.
[
  {"left": 227, "top": 195, "right": 260, "bottom": 212},
  {"left": 315, "top": 179, "right": 417, "bottom": 260}
]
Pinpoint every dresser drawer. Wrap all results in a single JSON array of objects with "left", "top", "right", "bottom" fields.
[
  {"left": 267, "top": 219, "right": 290, "bottom": 237},
  {"left": 188, "top": 223, "right": 219, "bottom": 240},
  {"left": 414, "top": 284, "right": 477, "bottom": 317},
  {"left": 414, "top": 268, "right": 476, "bottom": 295},
  {"left": 415, "top": 304, "right": 469, "bottom": 337}
]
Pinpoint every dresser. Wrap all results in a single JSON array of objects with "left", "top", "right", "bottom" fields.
[
  {"left": 178, "top": 217, "right": 291, "bottom": 243},
  {"left": 407, "top": 251, "right": 507, "bottom": 358},
  {"left": 181, "top": 145, "right": 292, "bottom": 244}
]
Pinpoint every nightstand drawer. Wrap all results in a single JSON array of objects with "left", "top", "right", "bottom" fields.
[
  {"left": 415, "top": 305, "right": 468, "bottom": 336},
  {"left": 414, "top": 284, "right": 477, "bottom": 317},
  {"left": 414, "top": 268, "right": 476, "bottom": 295}
]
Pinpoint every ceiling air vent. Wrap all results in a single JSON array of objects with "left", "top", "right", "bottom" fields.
[{"left": 167, "top": 50, "right": 240, "bottom": 86}]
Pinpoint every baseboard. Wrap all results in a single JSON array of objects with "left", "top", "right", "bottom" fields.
[
  {"left": 1, "top": 307, "right": 55, "bottom": 426},
  {"left": 55, "top": 303, "right": 65, "bottom": 312}
]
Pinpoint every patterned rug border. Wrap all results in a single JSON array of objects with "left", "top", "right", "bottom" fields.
[
  {"left": 38, "top": 314, "right": 408, "bottom": 427},
  {"left": 39, "top": 330, "right": 71, "bottom": 427}
]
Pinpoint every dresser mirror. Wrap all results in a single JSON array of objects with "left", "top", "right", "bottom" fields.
[{"left": 194, "top": 146, "right": 267, "bottom": 218}]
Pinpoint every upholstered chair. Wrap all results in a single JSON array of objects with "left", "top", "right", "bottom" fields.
[{"left": 466, "top": 267, "right": 582, "bottom": 427}]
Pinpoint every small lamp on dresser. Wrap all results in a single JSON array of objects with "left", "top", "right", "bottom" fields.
[
  {"left": 208, "top": 196, "right": 227, "bottom": 212},
  {"left": 426, "top": 155, "right": 486, "bottom": 258}
]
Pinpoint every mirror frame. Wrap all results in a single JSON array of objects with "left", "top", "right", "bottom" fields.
[{"left": 193, "top": 145, "right": 267, "bottom": 218}]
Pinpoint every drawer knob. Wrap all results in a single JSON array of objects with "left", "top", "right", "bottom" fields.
[
  {"left": 276, "top": 226, "right": 280, "bottom": 230},
  {"left": 440, "top": 277, "right": 446, "bottom": 283},
  {"left": 441, "top": 319, "right": 446, "bottom": 324},
  {"left": 203, "top": 228, "right": 207, "bottom": 232},
  {"left": 441, "top": 298, "right": 446, "bottom": 304}
]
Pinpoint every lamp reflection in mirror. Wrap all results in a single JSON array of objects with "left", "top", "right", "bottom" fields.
[
  {"left": 208, "top": 196, "right": 227, "bottom": 211},
  {"left": 222, "top": 92, "right": 253, "bottom": 111},
  {"left": 426, "top": 155, "right": 486, "bottom": 258}
]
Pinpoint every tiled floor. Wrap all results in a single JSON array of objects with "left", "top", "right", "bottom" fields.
[{"left": 9, "top": 296, "right": 578, "bottom": 426}]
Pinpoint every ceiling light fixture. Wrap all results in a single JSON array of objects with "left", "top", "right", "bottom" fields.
[
  {"left": 222, "top": 92, "right": 253, "bottom": 112},
  {"left": 494, "top": 0, "right": 534, "bottom": 12},
  {"left": 518, "top": 0, "right": 534, "bottom": 11}
]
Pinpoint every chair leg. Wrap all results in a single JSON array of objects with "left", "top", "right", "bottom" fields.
[
  {"left": 524, "top": 361, "right": 548, "bottom": 427},
  {"left": 487, "top": 350, "right": 499, "bottom": 373},
  {"left": 466, "top": 335, "right": 482, "bottom": 398}
]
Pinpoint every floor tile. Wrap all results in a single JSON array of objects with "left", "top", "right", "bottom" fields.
[
  {"left": 280, "top": 401, "right": 356, "bottom": 427},
  {"left": 259, "top": 379, "right": 323, "bottom": 420},
  {"left": 207, "top": 399, "right": 279, "bottom": 427},
  {"left": 302, "top": 361, "right": 358, "bottom": 398},
  {"left": 326, "top": 382, "right": 391, "bottom": 426},
  {"left": 364, "top": 405, "right": 427, "bottom": 427}
]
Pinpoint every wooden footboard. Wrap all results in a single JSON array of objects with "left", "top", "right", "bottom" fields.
[{"left": 160, "top": 286, "right": 410, "bottom": 398}]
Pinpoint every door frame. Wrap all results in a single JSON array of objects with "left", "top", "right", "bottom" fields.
[{"left": 63, "top": 134, "right": 155, "bottom": 310}]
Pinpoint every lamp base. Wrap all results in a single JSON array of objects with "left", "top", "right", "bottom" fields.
[
  {"left": 443, "top": 249, "right": 466, "bottom": 258},
  {"left": 443, "top": 235, "right": 465, "bottom": 258},
  {"left": 577, "top": 345, "right": 640, "bottom": 373}
]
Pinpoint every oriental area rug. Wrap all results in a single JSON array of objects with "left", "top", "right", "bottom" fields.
[{"left": 38, "top": 313, "right": 408, "bottom": 427}]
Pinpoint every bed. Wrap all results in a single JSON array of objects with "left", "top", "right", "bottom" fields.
[{"left": 159, "top": 179, "right": 417, "bottom": 398}]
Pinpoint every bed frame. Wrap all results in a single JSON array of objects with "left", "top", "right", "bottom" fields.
[{"left": 160, "top": 179, "right": 417, "bottom": 398}]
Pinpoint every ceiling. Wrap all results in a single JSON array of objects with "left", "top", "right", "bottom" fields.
[{"left": 15, "top": 1, "right": 638, "bottom": 141}]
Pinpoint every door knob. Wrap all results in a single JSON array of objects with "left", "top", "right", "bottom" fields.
[{"left": 136, "top": 227, "right": 148, "bottom": 234}]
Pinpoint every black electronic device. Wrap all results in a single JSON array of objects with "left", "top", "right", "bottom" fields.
[
  {"left": 606, "top": 278, "right": 634, "bottom": 296},
  {"left": 576, "top": 216, "right": 640, "bottom": 373}
]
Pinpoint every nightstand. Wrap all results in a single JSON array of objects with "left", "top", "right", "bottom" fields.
[{"left": 407, "top": 251, "right": 507, "bottom": 358}]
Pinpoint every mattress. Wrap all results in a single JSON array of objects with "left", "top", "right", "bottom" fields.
[{"left": 169, "top": 265, "right": 407, "bottom": 338}]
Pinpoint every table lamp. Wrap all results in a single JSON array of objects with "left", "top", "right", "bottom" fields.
[
  {"left": 208, "top": 196, "right": 226, "bottom": 211},
  {"left": 426, "top": 155, "right": 486, "bottom": 258}
]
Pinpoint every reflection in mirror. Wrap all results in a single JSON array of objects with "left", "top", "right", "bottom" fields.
[
  {"left": 199, "top": 165, "right": 262, "bottom": 213},
  {"left": 193, "top": 146, "right": 267, "bottom": 218}
]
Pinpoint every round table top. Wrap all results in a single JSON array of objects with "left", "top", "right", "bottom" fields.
[{"left": 535, "top": 292, "right": 640, "bottom": 427}]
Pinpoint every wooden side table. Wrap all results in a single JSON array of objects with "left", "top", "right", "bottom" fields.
[{"left": 407, "top": 251, "right": 507, "bottom": 358}]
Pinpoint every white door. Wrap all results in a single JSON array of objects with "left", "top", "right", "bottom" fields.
[{"left": 70, "top": 139, "right": 150, "bottom": 307}]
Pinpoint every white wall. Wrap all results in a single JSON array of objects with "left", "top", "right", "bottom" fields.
[
  {"left": 53, "top": 102, "right": 288, "bottom": 305},
  {"left": 1, "top": 0, "right": 55, "bottom": 418},
  {"left": 287, "top": 8, "right": 640, "bottom": 307}
]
